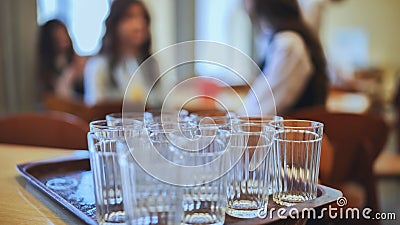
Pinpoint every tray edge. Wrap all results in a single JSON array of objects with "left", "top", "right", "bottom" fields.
[{"left": 16, "top": 155, "right": 97, "bottom": 225}]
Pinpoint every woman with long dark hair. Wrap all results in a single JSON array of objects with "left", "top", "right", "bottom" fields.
[
  {"left": 242, "top": 0, "right": 329, "bottom": 115},
  {"left": 37, "top": 19, "right": 86, "bottom": 99},
  {"left": 84, "top": 0, "right": 156, "bottom": 105}
]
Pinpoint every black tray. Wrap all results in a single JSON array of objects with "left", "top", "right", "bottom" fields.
[{"left": 16, "top": 154, "right": 342, "bottom": 225}]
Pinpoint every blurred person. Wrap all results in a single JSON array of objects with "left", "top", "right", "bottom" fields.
[
  {"left": 37, "top": 19, "right": 86, "bottom": 100},
  {"left": 84, "top": 0, "right": 158, "bottom": 106},
  {"left": 241, "top": 0, "right": 329, "bottom": 115}
]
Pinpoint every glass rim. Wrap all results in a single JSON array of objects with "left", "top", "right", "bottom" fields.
[
  {"left": 89, "top": 119, "right": 143, "bottom": 130},
  {"left": 239, "top": 122, "right": 273, "bottom": 128},
  {"left": 274, "top": 129, "right": 322, "bottom": 142},
  {"left": 169, "top": 126, "right": 230, "bottom": 136},
  {"left": 106, "top": 112, "right": 150, "bottom": 118},
  {"left": 269, "top": 119, "right": 324, "bottom": 129},
  {"left": 196, "top": 116, "right": 239, "bottom": 125},
  {"left": 274, "top": 138, "right": 322, "bottom": 143},
  {"left": 146, "top": 109, "right": 189, "bottom": 116},
  {"left": 237, "top": 115, "right": 283, "bottom": 124},
  {"left": 146, "top": 121, "right": 197, "bottom": 131}
]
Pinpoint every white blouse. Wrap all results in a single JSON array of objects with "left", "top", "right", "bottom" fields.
[
  {"left": 84, "top": 55, "right": 147, "bottom": 105},
  {"left": 241, "top": 31, "right": 313, "bottom": 116}
]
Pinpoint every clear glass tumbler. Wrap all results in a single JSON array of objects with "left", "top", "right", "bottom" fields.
[
  {"left": 225, "top": 123, "right": 274, "bottom": 219},
  {"left": 269, "top": 120, "right": 324, "bottom": 206},
  {"left": 169, "top": 125, "right": 230, "bottom": 225},
  {"left": 119, "top": 130, "right": 183, "bottom": 225},
  {"left": 88, "top": 120, "right": 142, "bottom": 224},
  {"left": 120, "top": 123, "right": 231, "bottom": 225},
  {"left": 237, "top": 116, "right": 283, "bottom": 195}
]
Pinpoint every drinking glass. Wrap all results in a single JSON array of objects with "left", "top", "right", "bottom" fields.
[
  {"left": 162, "top": 124, "right": 230, "bottom": 225},
  {"left": 237, "top": 116, "right": 283, "bottom": 195},
  {"left": 120, "top": 123, "right": 231, "bottom": 225},
  {"left": 269, "top": 120, "right": 324, "bottom": 206},
  {"left": 146, "top": 121, "right": 197, "bottom": 164},
  {"left": 225, "top": 123, "right": 274, "bottom": 218},
  {"left": 181, "top": 130, "right": 229, "bottom": 225},
  {"left": 88, "top": 120, "right": 142, "bottom": 224},
  {"left": 119, "top": 130, "right": 183, "bottom": 225}
]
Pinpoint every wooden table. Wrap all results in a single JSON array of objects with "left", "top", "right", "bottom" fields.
[{"left": 0, "top": 144, "right": 87, "bottom": 225}]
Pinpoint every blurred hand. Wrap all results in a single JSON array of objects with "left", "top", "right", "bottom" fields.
[
  {"left": 71, "top": 55, "right": 87, "bottom": 79},
  {"left": 54, "top": 55, "right": 87, "bottom": 98}
]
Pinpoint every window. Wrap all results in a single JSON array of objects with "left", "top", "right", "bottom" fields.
[
  {"left": 37, "top": 0, "right": 111, "bottom": 56},
  {"left": 195, "top": 0, "right": 255, "bottom": 85},
  {"left": 37, "top": 0, "right": 256, "bottom": 84}
]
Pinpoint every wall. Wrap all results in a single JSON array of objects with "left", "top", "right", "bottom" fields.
[
  {"left": 0, "top": 0, "right": 37, "bottom": 115},
  {"left": 143, "top": 0, "right": 177, "bottom": 52},
  {"left": 322, "top": 0, "right": 400, "bottom": 99}
]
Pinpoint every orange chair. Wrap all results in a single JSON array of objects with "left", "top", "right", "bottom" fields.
[
  {"left": 0, "top": 111, "right": 89, "bottom": 149},
  {"left": 86, "top": 101, "right": 124, "bottom": 121},
  {"left": 44, "top": 95, "right": 85, "bottom": 118}
]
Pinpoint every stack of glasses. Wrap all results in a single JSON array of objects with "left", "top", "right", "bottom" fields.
[{"left": 87, "top": 111, "right": 323, "bottom": 225}]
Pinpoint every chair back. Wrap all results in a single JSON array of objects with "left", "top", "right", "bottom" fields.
[
  {"left": 44, "top": 95, "right": 86, "bottom": 118},
  {"left": 86, "top": 101, "right": 124, "bottom": 121},
  {"left": 44, "top": 95, "right": 142, "bottom": 122},
  {"left": 0, "top": 111, "right": 89, "bottom": 149}
]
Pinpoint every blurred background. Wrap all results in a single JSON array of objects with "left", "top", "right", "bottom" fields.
[
  {"left": 0, "top": 1, "right": 399, "bottom": 224},
  {"left": 1, "top": 0, "right": 400, "bottom": 114}
]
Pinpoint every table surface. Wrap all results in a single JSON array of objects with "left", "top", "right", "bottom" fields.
[{"left": 0, "top": 144, "right": 87, "bottom": 225}]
